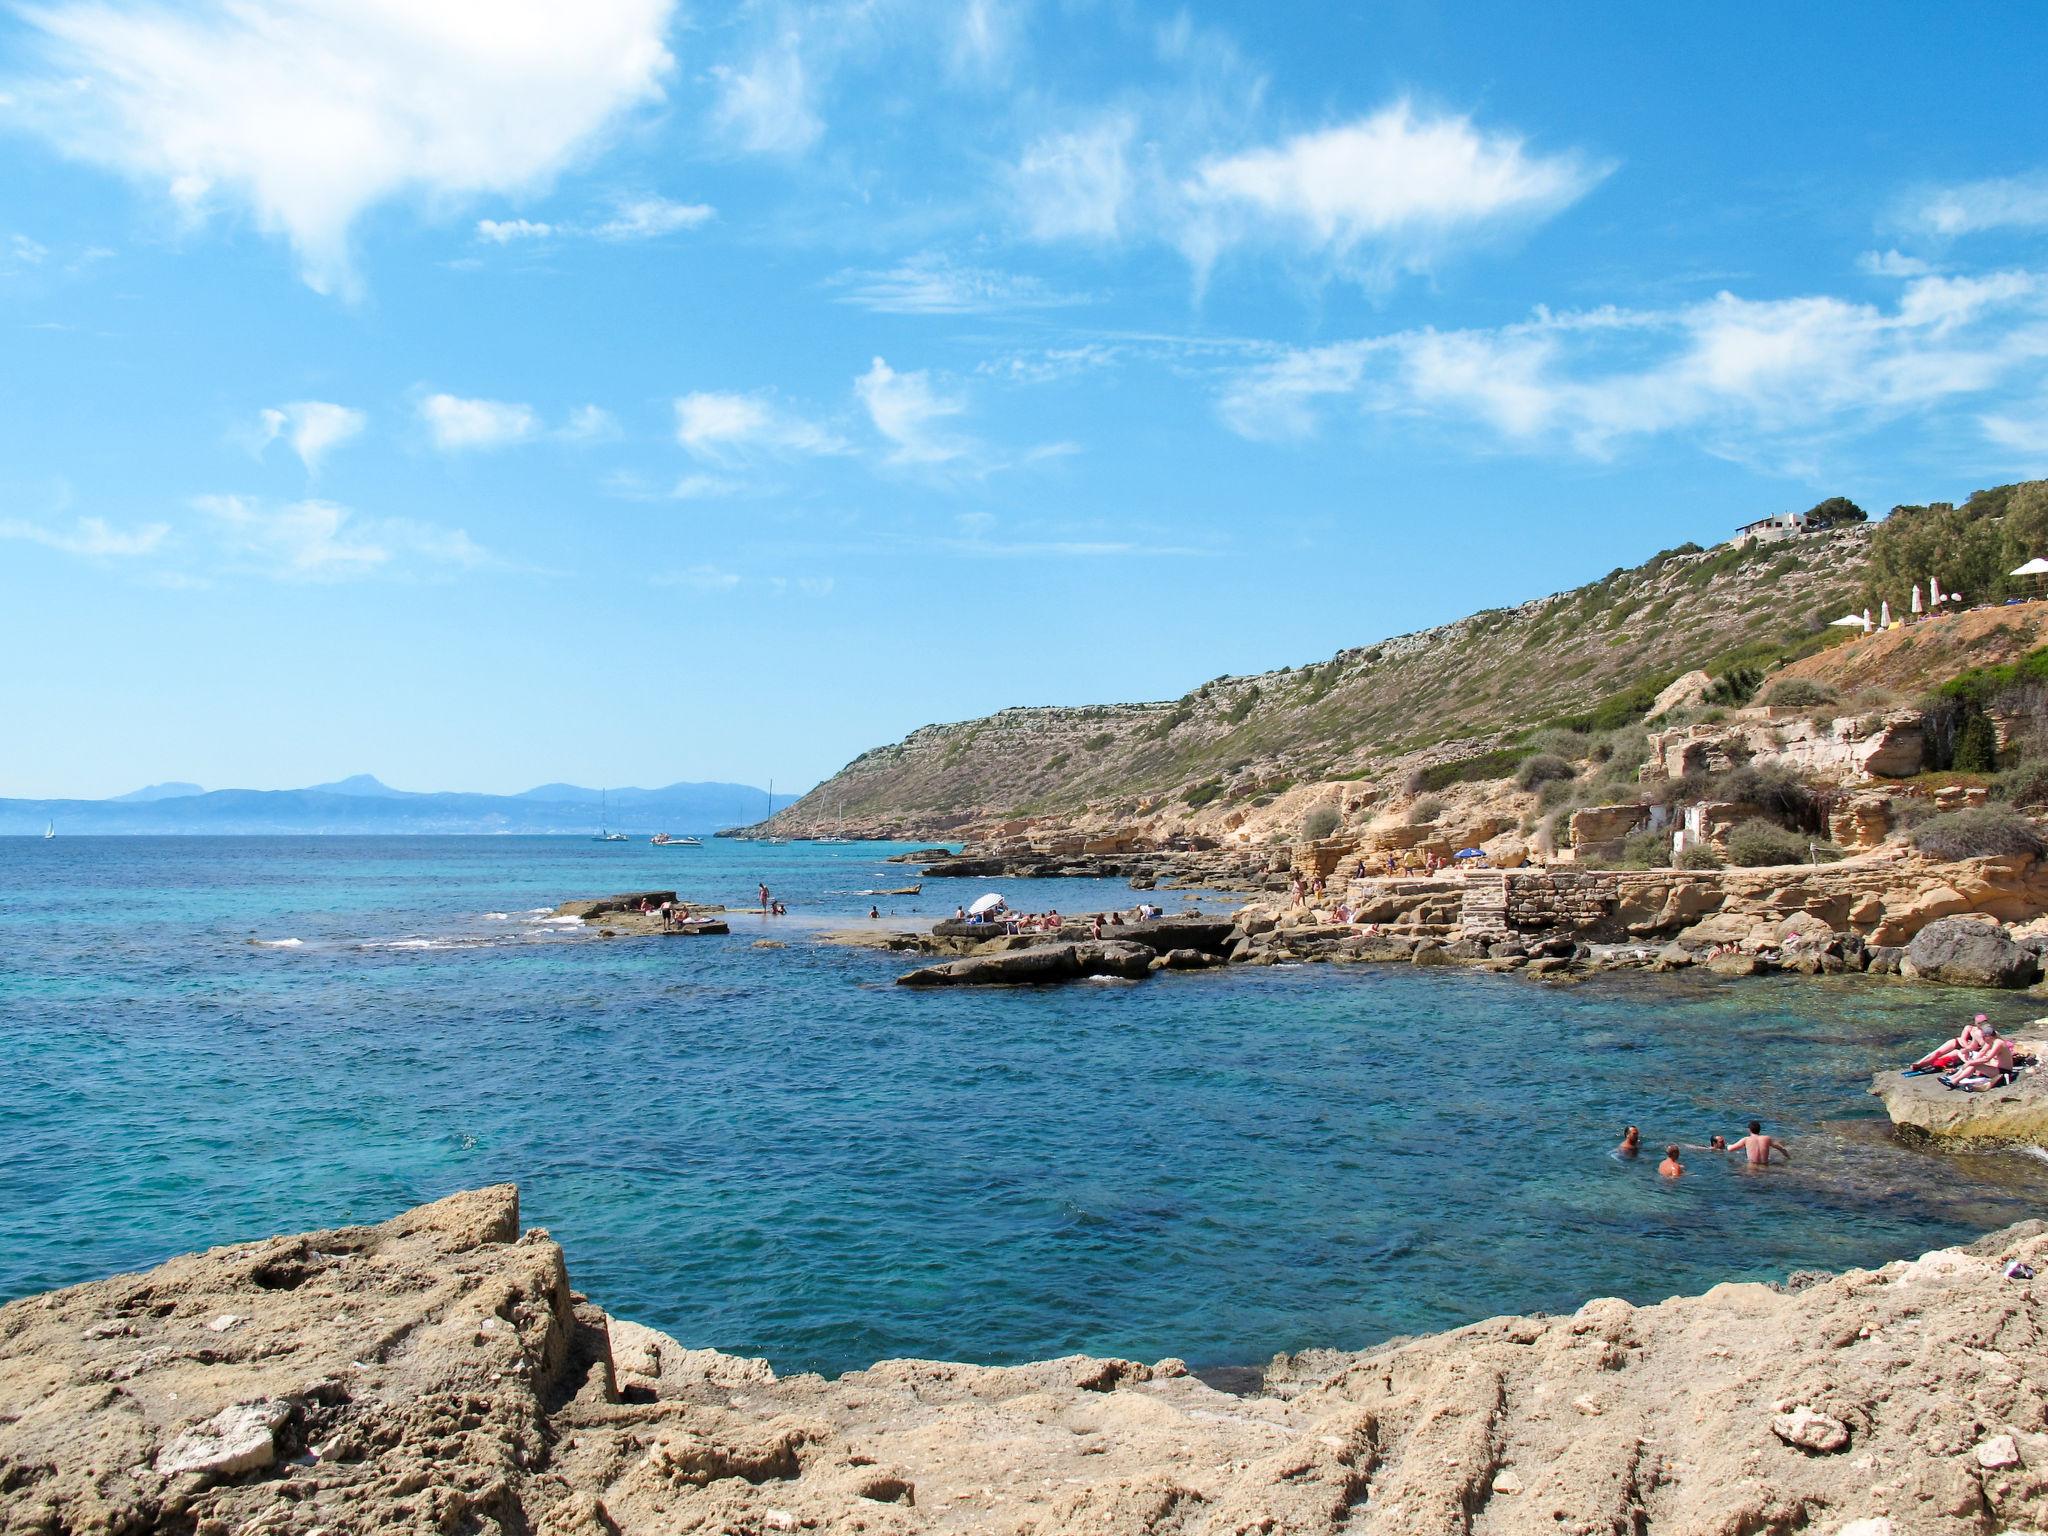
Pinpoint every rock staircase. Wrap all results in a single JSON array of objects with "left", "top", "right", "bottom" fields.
[{"left": 1458, "top": 873, "right": 1510, "bottom": 942}]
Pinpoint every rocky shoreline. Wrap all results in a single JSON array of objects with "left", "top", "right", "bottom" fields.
[{"left": 6, "top": 1184, "right": 2047, "bottom": 1535}]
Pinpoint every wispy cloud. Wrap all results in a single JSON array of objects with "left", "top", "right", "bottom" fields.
[
  {"left": 0, "top": 514, "right": 168, "bottom": 556},
  {"left": 1217, "top": 268, "right": 2048, "bottom": 461},
  {"left": 855, "top": 356, "right": 967, "bottom": 464},
  {"left": 194, "top": 494, "right": 487, "bottom": 580},
  {"left": 710, "top": 37, "right": 822, "bottom": 155},
  {"left": 832, "top": 252, "right": 1081, "bottom": 315},
  {"left": 419, "top": 393, "right": 540, "bottom": 451},
  {"left": 674, "top": 391, "right": 844, "bottom": 461},
  {"left": 257, "top": 400, "right": 366, "bottom": 471},
  {"left": 475, "top": 196, "right": 714, "bottom": 245},
  {"left": 7, "top": 0, "right": 678, "bottom": 296},
  {"left": 1907, "top": 173, "right": 2048, "bottom": 237},
  {"left": 1011, "top": 116, "right": 1135, "bottom": 242}
]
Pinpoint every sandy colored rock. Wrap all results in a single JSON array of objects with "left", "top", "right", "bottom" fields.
[
  {"left": 10, "top": 1188, "right": 2048, "bottom": 1535},
  {"left": 1871, "top": 1060, "right": 2048, "bottom": 1144}
]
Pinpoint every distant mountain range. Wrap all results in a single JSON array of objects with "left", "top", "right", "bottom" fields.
[{"left": 7, "top": 776, "right": 801, "bottom": 835}]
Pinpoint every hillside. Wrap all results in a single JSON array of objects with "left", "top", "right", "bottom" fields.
[{"left": 765, "top": 524, "right": 1876, "bottom": 839}]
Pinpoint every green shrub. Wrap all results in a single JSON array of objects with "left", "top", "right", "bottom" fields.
[
  {"left": 1674, "top": 844, "right": 1723, "bottom": 870},
  {"left": 1911, "top": 805, "right": 2048, "bottom": 861},
  {"left": 1953, "top": 713, "right": 2000, "bottom": 773},
  {"left": 1409, "top": 796, "right": 1444, "bottom": 825},
  {"left": 1523, "top": 727, "right": 1590, "bottom": 759},
  {"left": 1621, "top": 828, "right": 1671, "bottom": 868},
  {"left": 1724, "top": 819, "right": 1811, "bottom": 867},
  {"left": 1183, "top": 780, "right": 1223, "bottom": 808},
  {"left": 1716, "top": 762, "right": 1822, "bottom": 830},
  {"left": 1082, "top": 732, "right": 1113, "bottom": 751},
  {"left": 1704, "top": 664, "right": 1766, "bottom": 707},
  {"left": 1226, "top": 687, "right": 1261, "bottom": 724},
  {"left": 1762, "top": 677, "right": 1839, "bottom": 708},
  {"left": 1409, "top": 747, "right": 1525, "bottom": 793},
  {"left": 1301, "top": 805, "right": 1341, "bottom": 840},
  {"left": 1516, "top": 753, "right": 1577, "bottom": 791},
  {"left": 1044, "top": 751, "right": 1069, "bottom": 772},
  {"left": 1998, "top": 762, "right": 2048, "bottom": 810},
  {"left": 1594, "top": 727, "right": 1649, "bottom": 768},
  {"left": 1537, "top": 777, "right": 1578, "bottom": 812}
]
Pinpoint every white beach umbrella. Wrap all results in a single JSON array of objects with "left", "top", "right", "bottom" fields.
[
  {"left": 1930, "top": 575, "right": 1943, "bottom": 605},
  {"left": 1880, "top": 599, "right": 1892, "bottom": 626},
  {"left": 1829, "top": 613, "right": 1867, "bottom": 628},
  {"left": 968, "top": 892, "right": 1007, "bottom": 915},
  {"left": 2011, "top": 558, "right": 2048, "bottom": 577},
  {"left": 1862, "top": 607, "right": 1873, "bottom": 630},
  {"left": 1911, "top": 583, "right": 1923, "bottom": 615}
]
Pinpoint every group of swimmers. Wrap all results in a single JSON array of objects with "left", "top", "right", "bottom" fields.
[
  {"left": 1617, "top": 1120, "right": 1788, "bottom": 1179},
  {"left": 1908, "top": 1013, "right": 2020, "bottom": 1090}
]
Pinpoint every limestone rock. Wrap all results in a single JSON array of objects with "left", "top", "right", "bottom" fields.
[
  {"left": 1871, "top": 1066, "right": 2048, "bottom": 1145},
  {"left": 896, "top": 940, "right": 1157, "bottom": 987},
  {"left": 154, "top": 1398, "right": 293, "bottom": 1479},
  {"left": 1772, "top": 1405, "right": 1850, "bottom": 1453},
  {"left": 1649, "top": 669, "right": 1714, "bottom": 719},
  {"left": 1901, "top": 917, "right": 2041, "bottom": 989},
  {"left": 1707, "top": 952, "right": 1766, "bottom": 977},
  {"left": 1976, "top": 1433, "right": 2022, "bottom": 1469},
  {"left": 10, "top": 1187, "right": 2048, "bottom": 1534}
]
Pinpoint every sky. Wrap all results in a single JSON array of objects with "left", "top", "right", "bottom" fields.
[{"left": 2, "top": 1, "right": 2045, "bottom": 799}]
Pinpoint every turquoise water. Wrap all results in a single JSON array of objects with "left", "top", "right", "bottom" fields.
[{"left": 4, "top": 835, "right": 2044, "bottom": 1377}]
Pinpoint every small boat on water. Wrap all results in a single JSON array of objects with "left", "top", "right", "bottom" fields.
[
  {"left": 593, "top": 790, "right": 630, "bottom": 842},
  {"left": 43, "top": 821, "right": 55, "bottom": 839},
  {"left": 651, "top": 833, "right": 701, "bottom": 846}
]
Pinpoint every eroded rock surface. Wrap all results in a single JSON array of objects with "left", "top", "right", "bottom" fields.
[{"left": 8, "top": 1188, "right": 2048, "bottom": 1535}]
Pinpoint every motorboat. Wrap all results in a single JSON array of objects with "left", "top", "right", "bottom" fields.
[{"left": 651, "top": 833, "right": 701, "bottom": 846}]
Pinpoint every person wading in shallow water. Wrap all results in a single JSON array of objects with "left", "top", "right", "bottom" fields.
[
  {"left": 758, "top": 883, "right": 770, "bottom": 913},
  {"left": 1616, "top": 1126, "right": 1641, "bottom": 1158},
  {"left": 1659, "top": 1144, "right": 1685, "bottom": 1179},
  {"left": 1729, "top": 1120, "right": 1789, "bottom": 1166}
]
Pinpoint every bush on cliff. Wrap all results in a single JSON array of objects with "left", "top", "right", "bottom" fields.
[
  {"left": 1911, "top": 805, "right": 2048, "bottom": 861},
  {"left": 1717, "top": 762, "right": 1824, "bottom": 831},
  {"left": 1724, "top": 819, "right": 1811, "bottom": 867},
  {"left": 1997, "top": 762, "right": 2048, "bottom": 811},
  {"left": 1409, "top": 796, "right": 1444, "bottom": 825},
  {"left": 1620, "top": 828, "right": 1671, "bottom": 868},
  {"left": 1953, "top": 712, "right": 2000, "bottom": 774},
  {"left": 1762, "top": 677, "right": 1839, "bottom": 709},
  {"left": 1301, "top": 805, "right": 1341, "bottom": 840},
  {"left": 1675, "top": 844, "right": 1723, "bottom": 870},
  {"left": 1516, "top": 754, "right": 1577, "bottom": 791}
]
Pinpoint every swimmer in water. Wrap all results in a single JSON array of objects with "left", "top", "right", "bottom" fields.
[
  {"left": 1727, "top": 1120, "right": 1788, "bottom": 1166},
  {"left": 1616, "top": 1125, "right": 1641, "bottom": 1158},
  {"left": 1659, "top": 1144, "right": 1684, "bottom": 1178}
]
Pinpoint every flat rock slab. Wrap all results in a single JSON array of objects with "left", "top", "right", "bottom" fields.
[
  {"left": 897, "top": 940, "right": 1157, "bottom": 986},
  {"left": 1872, "top": 1067, "right": 2048, "bottom": 1144}
]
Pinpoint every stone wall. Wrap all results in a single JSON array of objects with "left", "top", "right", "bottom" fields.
[{"left": 1501, "top": 871, "right": 1621, "bottom": 931}]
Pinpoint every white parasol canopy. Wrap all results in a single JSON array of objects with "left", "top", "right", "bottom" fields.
[
  {"left": 968, "top": 892, "right": 1007, "bottom": 915},
  {"left": 1830, "top": 613, "right": 1868, "bottom": 627},
  {"left": 2012, "top": 558, "right": 2048, "bottom": 577},
  {"left": 1881, "top": 599, "right": 1892, "bottom": 626},
  {"left": 1911, "top": 583, "right": 1923, "bottom": 614}
]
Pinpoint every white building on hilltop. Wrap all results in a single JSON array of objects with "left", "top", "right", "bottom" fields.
[{"left": 1731, "top": 509, "right": 1810, "bottom": 545}]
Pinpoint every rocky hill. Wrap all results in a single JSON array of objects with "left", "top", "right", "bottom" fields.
[
  {"left": 7, "top": 1185, "right": 2044, "bottom": 1535},
  {"left": 762, "top": 524, "right": 1876, "bottom": 841}
]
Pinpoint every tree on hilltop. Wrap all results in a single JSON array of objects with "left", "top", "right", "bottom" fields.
[{"left": 1804, "top": 496, "right": 1867, "bottom": 528}]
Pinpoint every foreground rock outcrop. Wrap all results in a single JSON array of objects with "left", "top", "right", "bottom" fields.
[{"left": 8, "top": 1188, "right": 2048, "bottom": 1534}]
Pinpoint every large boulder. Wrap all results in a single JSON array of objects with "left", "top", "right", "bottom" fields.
[{"left": 1901, "top": 918, "right": 2041, "bottom": 989}]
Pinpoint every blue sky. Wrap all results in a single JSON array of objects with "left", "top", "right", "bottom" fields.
[{"left": 2, "top": 1, "right": 2045, "bottom": 798}]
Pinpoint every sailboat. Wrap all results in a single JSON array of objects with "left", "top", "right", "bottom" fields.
[
  {"left": 760, "top": 778, "right": 786, "bottom": 843},
  {"left": 592, "top": 789, "right": 629, "bottom": 842},
  {"left": 43, "top": 820, "right": 54, "bottom": 840},
  {"left": 816, "top": 787, "right": 854, "bottom": 844}
]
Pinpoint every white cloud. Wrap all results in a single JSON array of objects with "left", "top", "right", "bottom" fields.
[
  {"left": 476, "top": 196, "right": 712, "bottom": 245},
  {"left": 10, "top": 0, "right": 677, "bottom": 295},
  {"left": 477, "top": 218, "right": 555, "bottom": 243},
  {"left": 1218, "top": 270, "right": 2048, "bottom": 459},
  {"left": 1183, "top": 102, "right": 1607, "bottom": 280},
  {"left": 948, "top": 0, "right": 1023, "bottom": 79},
  {"left": 257, "top": 400, "right": 366, "bottom": 470},
  {"left": 671, "top": 473, "right": 745, "bottom": 500},
  {"left": 834, "top": 252, "right": 1078, "bottom": 314},
  {"left": 710, "top": 38, "right": 822, "bottom": 155},
  {"left": 1910, "top": 173, "right": 2048, "bottom": 236},
  {"left": 420, "top": 393, "right": 540, "bottom": 451},
  {"left": 855, "top": 357, "right": 968, "bottom": 465},
  {"left": 1011, "top": 115, "right": 1134, "bottom": 241},
  {"left": 653, "top": 563, "right": 743, "bottom": 590},
  {"left": 559, "top": 404, "right": 619, "bottom": 443},
  {"left": 195, "top": 493, "right": 487, "bottom": 579},
  {"left": 673, "top": 391, "right": 842, "bottom": 460},
  {"left": 592, "top": 196, "right": 714, "bottom": 239},
  {"left": 0, "top": 514, "right": 168, "bottom": 556},
  {"left": 1859, "top": 249, "right": 1933, "bottom": 278}
]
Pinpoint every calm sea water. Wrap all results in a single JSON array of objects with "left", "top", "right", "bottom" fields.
[{"left": 3, "top": 835, "right": 2043, "bottom": 1376}]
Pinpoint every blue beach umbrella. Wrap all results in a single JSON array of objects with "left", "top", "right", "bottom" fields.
[{"left": 1455, "top": 848, "right": 1485, "bottom": 859}]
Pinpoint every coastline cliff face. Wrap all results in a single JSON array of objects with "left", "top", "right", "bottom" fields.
[
  {"left": 7, "top": 1186, "right": 2048, "bottom": 1535},
  {"left": 760, "top": 527, "right": 1872, "bottom": 844}
]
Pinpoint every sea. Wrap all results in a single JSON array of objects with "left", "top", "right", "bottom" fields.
[{"left": 4, "top": 834, "right": 2044, "bottom": 1378}]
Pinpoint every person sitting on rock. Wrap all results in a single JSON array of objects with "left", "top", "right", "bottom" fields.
[
  {"left": 1912, "top": 1014, "right": 1992, "bottom": 1072},
  {"left": 1945, "top": 1025, "right": 2017, "bottom": 1091},
  {"left": 954, "top": 906, "right": 967, "bottom": 921}
]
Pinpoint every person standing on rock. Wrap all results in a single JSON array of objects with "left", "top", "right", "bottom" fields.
[
  {"left": 759, "top": 883, "right": 770, "bottom": 914},
  {"left": 1729, "top": 1121, "right": 1788, "bottom": 1166}
]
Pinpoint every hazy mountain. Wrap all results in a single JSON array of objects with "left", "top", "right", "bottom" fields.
[
  {"left": 109, "top": 782, "right": 206, "bottom": 802},
  {"left": 7, "top": 780, "right": 801, "bottom": 836}
]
